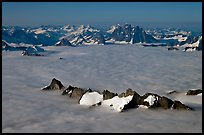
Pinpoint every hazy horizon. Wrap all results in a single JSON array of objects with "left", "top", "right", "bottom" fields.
[{"left": 2, "top": 22, "right": 202, "bottom": 33}]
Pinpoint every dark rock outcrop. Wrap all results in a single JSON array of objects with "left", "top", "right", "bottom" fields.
[
  {"left": 167, "top": 90, "right": 178, "bottom": 95},
  {"left": 158, "top": 96, "right": 174, "bottom": 109},
  {"left": 139, "top": 92, "right": 192, "bottom": 110},
  {"left": 171, "top": 100, "right": 193, "bottom": 110},
  {"left": 70, "top": 87, "right": 85, "bottom": 99},
  {"left": 62, "top": 85, "right": 88, "bottom": 100},
  {"left": 42, "top": 78, "right": 65, "bottom": 90},
  {"left": 22, "top": 45, "right": 45, "bottom": 56},
  {"left": 102, "top": 89, "right": 118, "bottom": 100},
  {"left": 182, "top": 46, "right": 199, "bottom": 52},
  {"left": 62, "top": 85, "right": 76, "bottom": 95},
  {"left": 2, "top": 40, "right": 9, "bottom": 46},
  {"left": 22, "top": 51, "right": 44, "bottom": 56},
  {"left": 118, "top": 88, "right": 141, "bottom": 110},
  {"left": 92, "top": 33, "right": 105, "bottom": 44},
  {"left": 185, "top": 35, "right": 200, "bottom": 44},
  {"left": 139, "top": 93, "right": 160, "bottom": 108},
  {"left": 186, "top": 89, "right": 202, "bottom": 95},
  {"left": 167, "top": 47, "right": 179, "bottom": 50}
]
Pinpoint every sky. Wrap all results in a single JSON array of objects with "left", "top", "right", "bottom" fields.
[{"left": 2, "top": 2, "right": 202, "bottom": 31}]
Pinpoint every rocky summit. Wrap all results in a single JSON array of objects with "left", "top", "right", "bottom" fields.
[
  {"left": 42, "top": 78, "right": 65, "bottom": 90},
  {"left": 42, "top": 78, "right": 195, "bottom": 112}
]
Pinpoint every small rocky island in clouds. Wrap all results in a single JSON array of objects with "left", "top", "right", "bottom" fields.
[{"left": 42, "top": 78, "right": 201, "bottom": 112}]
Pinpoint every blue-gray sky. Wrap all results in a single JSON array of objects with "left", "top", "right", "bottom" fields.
[{"left": 2, "top": 2, "right": 202, "bottom": 31}]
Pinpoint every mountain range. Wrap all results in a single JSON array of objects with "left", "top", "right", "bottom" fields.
[{"left": 2, "top": 24, "right": 202, "bottom": 48}]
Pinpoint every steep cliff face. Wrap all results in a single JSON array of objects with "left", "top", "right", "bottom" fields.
[{"left": 106, "top": 24, "right": 158, "bottom": 44}]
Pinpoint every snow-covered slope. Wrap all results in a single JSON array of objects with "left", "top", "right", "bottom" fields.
[
  {"left": 79, "top": 91, "right": 103, "bottom": 106},
  {"left": 62, "top": 25, "right": 105, "bottom": 45},
  {"left": 2, "top": 26, "right": 64, "bottom": 46}
]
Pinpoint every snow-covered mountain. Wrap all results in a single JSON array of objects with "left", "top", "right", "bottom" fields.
[
  {"left": 182, "top": 36, "right": 202, "bottom": 51},
  {"left": 2, "top": 25, "right": 105, "bottom": 46},
  {"left": 61, "top": 24, "right": 105, "bottom": 45},
  {"left": 2, "top": 40, "right": 45, "bottom": 56},
  {"left": 106, "top": 24, "right": 158, "bottom": 44},
  {"left": 2, "top": 24, "right": 202, "bottom": 49},
  {"left": 145, "top": 27, "right": 202, "bottom": 47},
  {"left": 2, "top": 26, "right": 63, "bottom": 46}
]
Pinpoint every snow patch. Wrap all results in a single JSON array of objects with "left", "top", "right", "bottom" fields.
[
  {"left": 102, "top": 95, "right": 133, "bottom": 112},
  {"left": 144, "top": 95, "right": 157, "bottom": 106},
  {"left": 79, "top": 91, "right": 103, "bottom": 106}
]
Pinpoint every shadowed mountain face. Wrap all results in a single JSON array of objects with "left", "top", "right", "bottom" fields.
[
  {"left": 2, "top": 27, "right": 62, "bottom": 46},
  {"left": 55, "top": 38, "right": 72, "bottom": 46},
  {"left": 106, "top": 24, "right": 158, "bottom": 43}
]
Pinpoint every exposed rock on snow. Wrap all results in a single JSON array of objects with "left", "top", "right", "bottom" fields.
[
  {"left": 22, "top": 45, "right": 45, "bottom": 56},
  {"left": 139, "top": 92, "right": 192, "bottom": 110},
  {"left": 140, "top": 93, "right": 160, "bottom": 108},
  {"left": 186, "top": 89, "right": 202, "bottom": 95},
  {"left": 171, "top": 100, "right": 193, "bottom": 110},
  {"left": 182, "top": 46, "right": 199, "bottom": 52},
  {"left": 182, "top": 36, "right": 202, "bottom": 51},
  {"left": 42, "top": 78, "right": 65, "bottom": 90},
  {"left": 70, "top": 87, "right": 86, "bottom": 100},
  {"left": 102, "top": 89, "right": 118, "bottom": 100},
  {"left": 62, "top": 85, "right": 86, "bottom": 101},
  {"left": 62, "top": 85, "right": 76, "bottom": 95},
  {"left": 158, "top": 96, "right": 174, "bottom": 109},
  {"left": 118, "top": 88, "right": 141, "bottom": 110},
  {"left": 42, "top": 78, "right": 194, "bottom": 111}
]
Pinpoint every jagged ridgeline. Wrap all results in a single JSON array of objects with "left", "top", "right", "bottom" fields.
[
  {"left": 41, "top": 78, "right": 202, "bottom": 112},
  {"left": 3, "top": 24, "right": 193, "bottom": 46}
]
